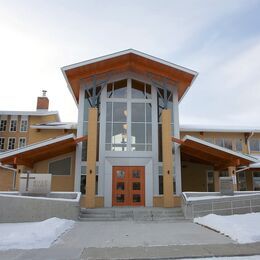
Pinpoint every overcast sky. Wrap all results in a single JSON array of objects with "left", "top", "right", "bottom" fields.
[{"left": 0, "top": 0, "right": 260, "bottom": 126}]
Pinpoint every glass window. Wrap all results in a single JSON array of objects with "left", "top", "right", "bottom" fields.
[
  {"left": 117, "top": 182, "right": 125, "bottom": 190},
  {"left": 106, "top": 123, "right": 112, "bottom": 143},
  {"left": 84, "top": 87, "right": 101, "bottom": 121},
  {"left": 235, "top": 139, "right": 243, "bottom": 152},
  {"left": 107, "top": 83, "right": 113, "bottom": 98},
  {"left": 113, "top": 123, "right": 127, "bottom": 144},
  {"left": 10, "top": 120, "right": 17, "bottom": 132},
  {"left": 204, "top": 138, "right": 214, "bottom": 144},
  {"left": 132, "top": 103, "right": 145, "bottom": 122},
  {"left": 106, "top": 102, "right": 112, "bottom": 121},
  {"left": 0, "top": 138, "right": 5, "bottom": 151},
  {"left": 132, "top": 170, "right": 140, "bottom": 178},
  {"left": 8, "top": 138, "right": 15, "bottom": 150},
  {"left": 131, "top": 79, "right": 145, "bottom": 99},
  {"left": 159, "top": 175, "right": 163, "bottom": 195},
  {"left": 224, "top": 139, "right": 232, "bottom": 150},
  {"left": 18, "top": 138, "right": 26, "bottom": 148},
  {"left": 253, "top": 172, "right": 260, "bottom": 191},
  {"left": 116, "top": 170, "right": 125, "bottom": 178},
  {"left": 207, "top": 171, "right": 214, "bottom": 192},
  {"left": 146, "top": 103, "right": 152, "bottom": 122},
  {"left": 133, "top": 182, "right": 141, "bottom": 190},
  {"left": 114, "top": 79, "right": 127, "bottom": 98},
  {"left": 216, "top": 138, "right": 233, "bottom": 150},
  {"left": 146, "top": 123, "right": 152, "bottom": 144},
  {"left": 106, "top": 79, "right": 152, "bottom": 152},
  {"left": 145, "top": 84, "right": 152, "bottom": 99},
  {"left": 80, "top": 175, "right": 86, "bottom": 195},
  {"left": 131, "top": 123, "right": 145, "bottom": 144},
  {"left": 49, "top": 157, "right": 71, "bottom": 175},
  {"left": 133, "top": 194, "right": 141, "bottom": 202},
  {"left": 116, "top": 194, "right": 125, "bottom": 203},
  {"left": 20, "top": 120, "right": 28, "bottom": 132},
  {"left": 107, "top": 79, "right": 127, "bottom": 98},
  {"left": 250, "top": 139, "right": 260, "bottom": 152},
  {"left": 0, "top": 120, "right": 7, "bottom": 131},
  {"left": 80, "top": 173, "right": 98, "bottom": 195},
  {"left": 238, "top": 172, "right": 247, "bottom": 191},
  {"left": 113, "top": 102, "right": 127, "bottom": 122}
]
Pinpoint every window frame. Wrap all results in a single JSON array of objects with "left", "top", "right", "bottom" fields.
[
  {"left": 0, "top": 137, "right": 5, "bottom": 151},
  {"left": 250, "top": 139, "right": 260, "bottom": 152},
  {"left": 20, "top": 120, "right": 28, "bottom": 132},
  {"left": 0, "top": 120, "right": 7, "bottom": 132},
  {"left": 18, "top": 137, "right": 26, "bottom": 148},
  {"left": 9, "top": 120, "right": 17, "bottom": 132},
  {"left": 7, "top": 137, "right": 16, "bottom": 150},
  {"left": 48, "top": 156, "right": 72, "bottom": 176}
]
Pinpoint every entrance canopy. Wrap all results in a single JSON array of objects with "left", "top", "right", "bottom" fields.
[
  {"left": 0, "top": 134, "right": 87, "bottom": 168},
  {"left": 61, "top": 49, "right": 198, "bottom": 104},
  {"left": 173, "top": 135, "right": 257, "bottom": 169}
]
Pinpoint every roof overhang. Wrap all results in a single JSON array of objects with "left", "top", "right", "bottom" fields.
[
  {"left": 61, "top": 49, "right": 198, "bottom": 104},
  {"left": 0, "top": 134, "right": 87, "bottom": 168},
  {"left": 173, "top": 135, "right": 258, "bottom": 169}
]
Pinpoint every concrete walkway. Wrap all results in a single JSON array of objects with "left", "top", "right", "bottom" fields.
[
  {"left": 54, "top": 220, "right": 232, "bottom": 248},
  {"left": 0, "top": 220, "right": 260, "bottom": 260}
]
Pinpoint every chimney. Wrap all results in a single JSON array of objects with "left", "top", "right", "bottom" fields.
[{"left": 36, "top": 90, "right": 49, "bottom": 110}]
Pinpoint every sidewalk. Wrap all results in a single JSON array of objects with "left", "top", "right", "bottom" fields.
[
  {"left": 81, "top": 243, "right": 260, "bottom": 259},
  {"left": 0, "top": 220, "right": 259, "bottom": 260}
]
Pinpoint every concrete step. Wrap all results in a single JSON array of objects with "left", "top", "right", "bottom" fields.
[{"left": 79, "top": 207, "right": 185, "bottom": 221}]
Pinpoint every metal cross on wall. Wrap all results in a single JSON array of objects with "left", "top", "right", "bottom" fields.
[{"left": 20, "top": 171, "right": 35, "bottom": 191}]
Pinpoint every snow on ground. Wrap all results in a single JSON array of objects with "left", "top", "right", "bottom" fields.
[
  {"left": 0, "top": 217, "right": 74, "bottom": 250},
  {"left": 194, "top": 213, "right": 260, "bottom": 244}
]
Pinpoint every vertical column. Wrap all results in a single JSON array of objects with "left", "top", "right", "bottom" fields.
[
  {"left": 246, "top": 171, "right": 253, "bottom": 191},
  {"left": 85, "top": 108, "right": 98, "bottom": 208},
  {"left": 228, "top": 166, "right": 237, "bottom": 191},
  {"left": 162, "top": 109, "right": 174, "bottom": 207},
  {"left": 172, "top": 86, "right": 182, "bottom": 195},
  {"left": 213, "top": 171, "right": 220, "bottom": 192}
]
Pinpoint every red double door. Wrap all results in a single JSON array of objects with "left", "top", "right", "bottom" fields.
[{"left": 112, "top": 166, "right": 145, "bottom": 206}]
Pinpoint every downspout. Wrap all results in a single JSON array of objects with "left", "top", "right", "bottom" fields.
[{"left": 247, "top": 131, "right": 254, "bottom": 154}]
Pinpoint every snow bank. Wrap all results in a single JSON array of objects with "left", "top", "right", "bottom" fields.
[
  {"left": 0, "top": 217, "right": 74, "bottom": 250},
  {"left": 194, "top": 213, "right": 260, "bottom": 243}
]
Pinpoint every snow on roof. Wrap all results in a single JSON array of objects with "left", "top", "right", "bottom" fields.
[
  {"left": 183, "top": 135, "right": 258, "bottom": 163},
  {"left": 180, "top": 124, "right": 260, "bottom": 133},
  {"left": 0, "top": 110, "right": 60, "bottom": 118},
  {"left": 0, "top": 134, "right": 75, "bottom": 159},
  {"left": 61, "top": 49, "right": 198, "bottom": 76},
  {"left": 30, "top": 122, "right": 77, "bottom": 130},
  {"left": 249, "top": 154, "right": 260, "bottom": 169}
]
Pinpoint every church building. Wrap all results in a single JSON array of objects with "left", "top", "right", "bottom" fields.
[{"left": 0, "top": 49, "right": 259, "bottom": 208}]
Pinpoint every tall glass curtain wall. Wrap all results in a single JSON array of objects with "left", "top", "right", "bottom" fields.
[
  {"left": 80, "top": 78, "right": 175, "bottom": 196},
  {"left": 105, "top": 79, "right": 152, "bottom": 152}
]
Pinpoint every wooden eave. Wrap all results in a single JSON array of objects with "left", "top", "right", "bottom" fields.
[
  {"left": 64, "top": 52, "right": 196, "bottom": 103},
  {"left": 172, "top": 136, "right": 255, "bottom": 169},
  {"left": 0, "top": 136, "right": 87, "bottom": 168}
]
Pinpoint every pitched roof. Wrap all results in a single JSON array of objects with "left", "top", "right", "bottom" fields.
[{"left": 61, "top": 49, "right": 198, "bottom": 104}]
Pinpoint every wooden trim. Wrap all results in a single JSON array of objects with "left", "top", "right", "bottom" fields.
[
  {"left": 74, "top": 135, "right": 88, "bottom": 143},
  {"left": 85, "top": 108, "right": 98, "bottom": 208},
  {"left": 162, "top": 109, "right": 174, "bottom": 207},
  {"left": 171, "top": 136, "right": 184, "bottom": 145}
]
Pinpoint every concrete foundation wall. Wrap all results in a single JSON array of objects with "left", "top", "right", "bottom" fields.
[{"left": 0, "top": 192, "right": 80, "bottom": 223}]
